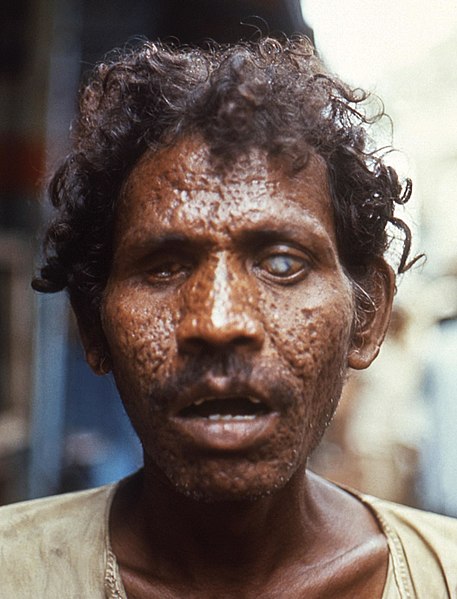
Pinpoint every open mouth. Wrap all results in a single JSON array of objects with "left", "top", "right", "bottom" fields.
[
  {"left": 178, "top": 396, "right": 270, "bottom": 421},
  {"left": 172, "top": 390, "right": 278, "bottom": 451}
]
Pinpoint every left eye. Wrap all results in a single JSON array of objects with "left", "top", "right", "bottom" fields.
[
  {"left": 255, "top": 249, "right": 310, "bottom": 283},
  {"left": 146, "top": 260, "right": 191, "bottom": 283}
]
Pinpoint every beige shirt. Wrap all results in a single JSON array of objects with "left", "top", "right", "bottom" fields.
[{"left": 0, "top": 482, "right": 456, "bottom": 598}]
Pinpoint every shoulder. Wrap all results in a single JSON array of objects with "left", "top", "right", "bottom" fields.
[
  {"left": 0, "top": 483, "right": 116, "bottom": 597},
  {"left": 366, "top": 494, "right": 457, "bottom": 547},
  {"left": 0, "top": 483, "right": 115, "bottom": 543},
  {"left": 362, "top": 494, "right": 457, "bottom": 595}
]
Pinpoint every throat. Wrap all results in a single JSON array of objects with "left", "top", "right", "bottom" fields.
[{"left": 110, "top": 467, "right": 320, "bottom": 594}]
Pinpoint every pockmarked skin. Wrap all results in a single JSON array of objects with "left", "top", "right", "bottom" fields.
[
  {"left": 101, "top": 136, "right": 355, "bottom": 502},
  {"left": 91, "top": 136, "right": 393, "bottom": 598}
]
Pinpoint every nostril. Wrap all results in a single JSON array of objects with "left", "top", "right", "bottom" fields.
[
  {"left": 178, "top": 333, "right": 262, "bottom": 355},
  {"left": 178, "top": 336, "right": 211, "bottom": 354},
  {"left": 231, "top": 336, "right": 258, "bottom": 347}
]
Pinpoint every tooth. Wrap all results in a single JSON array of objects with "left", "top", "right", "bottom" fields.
[
  {"left": 207, "top": 413, "right": 258, "bottom": 421},
  {"left": 193, "top": 398, "right": 206, "bottom": 406},
  {"left": 249, "top": 397, "right": 262, "bottom": 404}
]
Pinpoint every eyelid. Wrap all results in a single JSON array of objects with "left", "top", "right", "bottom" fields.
[{"left": 254, "top": 243, "right": 314, "bottom": 263}]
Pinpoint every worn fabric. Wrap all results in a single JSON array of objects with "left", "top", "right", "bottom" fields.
[{"left": 0, "top": 482, "right": 457, "bottom": 598}]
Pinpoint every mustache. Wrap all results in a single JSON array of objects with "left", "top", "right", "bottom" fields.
[{"left": 147, "top": 352, "right": 298, "bottom": 412}]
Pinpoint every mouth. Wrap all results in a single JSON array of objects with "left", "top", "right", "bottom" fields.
[
  {"left": 178, "top": 395, "right": 270, "bottom": 421},
  {"left": 171, "top": 387, "right": 278, "bottom": 452}
]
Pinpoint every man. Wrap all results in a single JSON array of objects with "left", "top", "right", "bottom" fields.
[{"left": 1, "top": 37, "right": 456, "bottom": 598}]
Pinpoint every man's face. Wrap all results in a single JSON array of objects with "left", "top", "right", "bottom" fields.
[{"left": 100, "top": 135, "right": 356, "bottom": 501}]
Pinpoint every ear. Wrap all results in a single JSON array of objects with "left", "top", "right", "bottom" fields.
[
  {"left": 72, "top": 306, "right": 112, "bottom": 376},
  {"left": 348, "top": 259, "right": 395, "bottom": 370}
]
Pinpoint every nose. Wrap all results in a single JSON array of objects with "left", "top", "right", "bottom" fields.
[{"left": 176, "top": 253, "right": 265, "bottom": 354}]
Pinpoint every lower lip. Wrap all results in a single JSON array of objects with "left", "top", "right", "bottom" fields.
[{"left": 170, "top": 413, "right": 279, "bottom": 452}]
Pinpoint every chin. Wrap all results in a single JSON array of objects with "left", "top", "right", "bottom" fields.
[{"left": 156, "top": 453, "right": 302, "bottom": 503}]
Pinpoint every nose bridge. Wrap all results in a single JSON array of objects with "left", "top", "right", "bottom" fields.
[
  {"left": 210, "top": 253, "right": 240, "bottom": 330},
  {"left": 177, "top": 251, "right": 264, "bottom": 349}
]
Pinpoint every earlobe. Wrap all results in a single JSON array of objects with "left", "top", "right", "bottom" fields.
[
  {"left": 85, "top": 347, "right": 101, "bottom": 373},
  {"left": 85, "top": 346, "right": 112, "bottom": 375},
  {"left": 72, "top": 305, "right": 112, "bottom": 376},
  {"left": 348, "top": 260, "right": 395, "bottom": 370}
]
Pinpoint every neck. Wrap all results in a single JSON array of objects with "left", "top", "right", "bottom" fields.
[
  {"left": 110, "top": 460, "right": 389, "bottom": 598},
  {"left": 110, "top": 460, "right": 327, "bottom": 586}
]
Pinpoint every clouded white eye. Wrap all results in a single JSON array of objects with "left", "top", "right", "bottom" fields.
[{"left": 255, "top": 247, "right": 311, "bottom": 284}]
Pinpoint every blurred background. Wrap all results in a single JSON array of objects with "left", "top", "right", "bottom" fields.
[{"left": 0, "top": 0, "right": 456, "bottom": 513}]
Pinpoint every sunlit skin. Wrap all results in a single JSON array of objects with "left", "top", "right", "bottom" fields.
[{"left": 84, "top": 135, "right": 394, "bottom": 597}]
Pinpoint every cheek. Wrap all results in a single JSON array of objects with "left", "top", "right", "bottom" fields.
[
  {"left": 258, "top": 284, "right": 354, "bottom": 452},
  {"left": 101, "top": 288, "right": 177, "bottom": 394},
  {"left": 259, "top": 284, "right": 354, "bottom": 381}
]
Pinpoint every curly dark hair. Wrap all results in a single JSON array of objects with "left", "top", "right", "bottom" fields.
[{"left": 32, "top": 36, "right": 416, "bottom": 329}]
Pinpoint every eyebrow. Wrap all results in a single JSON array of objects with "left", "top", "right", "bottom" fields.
[
  {"left": 121, "top": 233, "right": 207, "bottom": 257},
  {"left": 131, "top": 221, "right": 326, "bottom": 246},
  {"left": 245, "top": 203, "right": 337, "bottom": 240},
  {"left": 237, "top": 226, "right": 321, "bottom": 248}
]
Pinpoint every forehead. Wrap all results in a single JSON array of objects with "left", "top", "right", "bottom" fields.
[{"left": 116, "top": 136, "right": 336, "bottom": 246}]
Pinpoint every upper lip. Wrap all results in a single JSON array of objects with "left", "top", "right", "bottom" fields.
[{"left": 171, "top": 377, "right": 273, "bottom": 417}]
